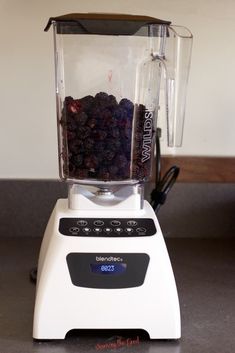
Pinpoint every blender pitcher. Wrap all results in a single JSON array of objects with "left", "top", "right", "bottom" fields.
[
  {"left": 45, "top": 13, "right": 192, "bottom": 186},
  {"left": 33, "top": 14, "right": 192, "bottom": 340}
]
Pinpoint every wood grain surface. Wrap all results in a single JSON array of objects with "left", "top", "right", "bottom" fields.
[{"left": 160, "top": 157, "right": 235, "bottom": 182}]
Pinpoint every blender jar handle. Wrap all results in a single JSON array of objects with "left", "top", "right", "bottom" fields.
[{"left": 163, "top": 26, "right": 193, "bottom": 147}]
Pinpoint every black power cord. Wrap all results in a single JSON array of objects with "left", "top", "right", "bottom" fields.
[
  {"left": 30, "top": 267, "right": 37, "bottom": 284},
  {"left": 150, "top": 128, "right": 180, "bottom": 213}
]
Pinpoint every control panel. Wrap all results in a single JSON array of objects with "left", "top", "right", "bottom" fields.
[{"left": 59, "top": 218, "right": 156, "bottom": 237}]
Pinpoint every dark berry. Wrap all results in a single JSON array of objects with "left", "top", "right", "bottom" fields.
[
  {"left": 108, "top": 165, "right": 119, "bottom": 176},
  {"left": 91, "top": 107, "right": 102, "bottom": 120},
  {"left": 66, "top": 117, "right": 77, "bottom": 131},
  {"left": 124, "top": 126, "right": 132, "bottom": 139},
  {"left": 72, "top": 154, "right": 83, "bottom": 167},
  {"left": 66, "top": 131, "right": 76, "bottom": 140},
  {"left": 74, "top": 111, "right": 88, "bottom": 125},
  {"left": 79, "top": 95, "right": 95, "bottom": 112},
  {"left": 95, "top": 92, "right": 109, "bottom": 102},
  {"left": 84, "top": 155, "right": 99, "bottom": 169},
  {"left": 84, "top": 138, "right": 95, "bottom": 150},
  {"left": 114, "top": 107, "right": 127, "bottom": 120},
  {"left": 135, "top": 132, "right": 143, "bottom": 142},
  {"left": 101, "top": 114, "right": 117, "bottom": 129},
  {"left": 136, "top": 104, "right": 145, "bottom": 118},
  {"left": 105, "top": 138, "right": 121, "bottom": 152},
  {"left": 104, "top": 150, "right": 115, "bottom": 161},
  {"left": 114, "top": 154, "right": 128, "bottom": 169},
  {"left": 119, "top": 98, "right": 134, "bottom": 113},
  {"left": 92, "top": 129, "right": 107, "bottom": 141},
  {"left": 107, "top": 95, "right": 118, "bottom": 110},
  {"left": 76, "top": 126, "right": 91, "bottom": 139},
  {"left": 87, "top": 118, "right": 96, "bottom": 129},
  {"left": 95, "top": 141, "right": 105, "bottom": 153},
  {"left": 68, "top": 140, "right": 80, "bottom": 154},
  {"left": 98, "top": 167, "right": 110, "bottom": 180},
  {"left": 118, "top": 166, "right": 130, "bottom": 179},
  {"left": 76, "top": 169, "right": 89, "bottom": 179},
  {"left": 64, "top": 96, "right": 74, "bottom": 106},
  {"left": 108, "top": 127, "right": 120, "bottom": 139},
  {"left": 67, "top": 100, "right": 81, "bottom": 114},
  {"left": 68, "top": 163, "right": 76, "bottom": 174}
]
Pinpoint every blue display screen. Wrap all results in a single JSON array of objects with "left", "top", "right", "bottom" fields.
[{"left": 90, "top": 263, "right": 127, "bottom": 275}]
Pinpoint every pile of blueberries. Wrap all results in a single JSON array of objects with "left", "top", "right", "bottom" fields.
[{"left": 60, "top": 92, "right": 151, "bottom": 181}]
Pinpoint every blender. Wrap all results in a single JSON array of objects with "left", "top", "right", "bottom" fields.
[{"left": 33, "top": 13, "right": 192, "bottom": 340}]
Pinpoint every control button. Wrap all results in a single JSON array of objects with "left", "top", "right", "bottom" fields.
[
  {"left": 127, "top": 220, "right": 138, "bottom": 226},
  {"left": 94, "top": 220, "right": 104, "bottom": 226},
  {"left": 104, "top": 228, "right": 112, "bottom": 234},
  {"left": 136, "top": 227, "right": 147, "bottom": 233},
  {"left": 82, "top": 227, "right": 91, "bottom": 233},
  {"left": 69, "top": 227, "right": 80, "bottom": 233},
  {"left": 125, "top": 227, "right": 134, "bottom": 234},
  {"left": 111, "top": 220, "right": 121, "bottom": 226},
  {"left": 114, "top": 227, "right": 123, "bottom": 233},
  {"left": 77, "top": 220, "right": 88, "bottom": 226},
  {"left": 93, "top": 227, "right": 102, "bottom": 233}
]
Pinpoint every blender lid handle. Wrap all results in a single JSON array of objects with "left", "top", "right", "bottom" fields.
[{"left": 164, "top": 26, "right": 193, "bottom": 147}]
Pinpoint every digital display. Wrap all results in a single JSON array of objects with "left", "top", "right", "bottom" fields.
[{"left": 90, "top": 263, "right": 127, "bottom": 275}]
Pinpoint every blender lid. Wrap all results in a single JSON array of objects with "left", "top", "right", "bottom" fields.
[{"left": 44, "top": 13, "right": 171, "bottom": 35}]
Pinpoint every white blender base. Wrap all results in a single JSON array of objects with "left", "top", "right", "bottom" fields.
[{"left": 33, "top": 199, "right": 180, "bottom": 340}]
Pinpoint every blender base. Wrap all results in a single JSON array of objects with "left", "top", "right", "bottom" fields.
[{"left": 33, "top": 198, "right": 180, "bottom": 340}]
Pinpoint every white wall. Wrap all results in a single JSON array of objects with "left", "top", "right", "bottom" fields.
[{"left": 0, "top": 0, "right": 235, "bottom": 179}]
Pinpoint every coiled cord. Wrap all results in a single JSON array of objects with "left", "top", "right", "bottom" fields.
[{"left": 150, "top": 128, "right": 180, "bottom": 213}]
